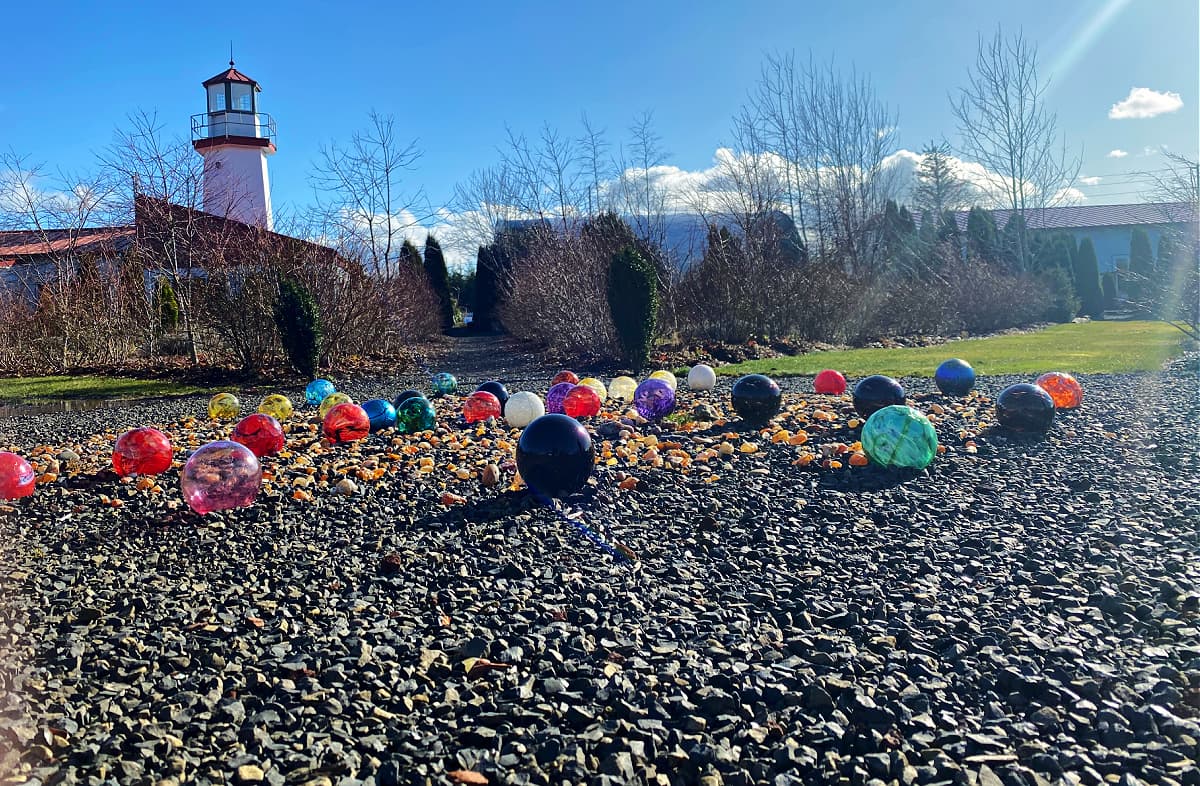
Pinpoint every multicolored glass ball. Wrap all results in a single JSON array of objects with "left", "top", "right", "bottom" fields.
[
  {"left": 319, "top": 392, "right": 354, "bottom": 419},
  {"left": 180, "top": 441, "right": 262, "bottom": 515},
  {"left": 231, "top": 414, "right": 285, "bottom": 458},
  {"left": 731, "top": 374, "right": 782, "bottom": 425},
  {"left": 552, "top": 370, "right": 580, "bottom": 386},
  {"left": 633, "top": 379, "right": 676, "bottom": 420},
  {"left": 208, "top": 393, "right": 240, "bottom": 420},
  {"left": 546, "top": 382, "right": 575, "bottom": 415},
  {"left": 687, "top": 364, "right": 717, "bottom": 391},
  {"left": 463, "top": 391, "right": 503, "bottom": 424},
  {"left": 563, "top": 385, "right": 602, "bottom": 418},
  {"left": 113, "top": 427, "right": 173, "bottom": 477},
  {"left": 996, "top": 383, "right": 1056, "bottom": 433},
  {"left": 814, "top": 369, "right": 847, "bottom": 395},
  {"left": 305, "top": 379, "right": 336, "bottom": 407},
  {"left": 609, "top": 376, "right": 637, "bottom": 401},
  {"left": 431, "top": 373, "right": 458, "bottom": 397},
  {"left": 323, "top": 402, "right": 371, "bottom": 443},
  {"left": 395, "top": 396, "right": 436, "bottom": 434},
  {"left": 862, "top": 405, "right": 938, "bottom": 469},
  {"left": 362, "top": 399, "right": 398, "bottom": 432},
  {"left": 577, "top": 377, "right": 608, "bottom": 402},
  {"left": 935, "top": 359, "right": 976, "bottom": 397},
  {"left": 516, "top": 414, "right": 595, "bottom": 498},
  {"left": 852, "top": 375, "right": 906, "bottom": 419},
  {"left": 258, "top": 394, "right": 294, "bottom": 421},
  {"left": 504, "top": 391, "right": 545, "bottom": 428},
  {"left": 1035, "top": 372, "right": 1083, "bottom": 409},
  {"left": 0, "top": 452, "right": 35, "bottom": 500},
  {"left": 475, "top": 381, "right": 510, "bottom": 408}
]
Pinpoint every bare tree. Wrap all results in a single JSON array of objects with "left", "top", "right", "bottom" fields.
[
  {"left": 613, "top": 111, "right": 670, "bottom": 250},
  {"left": 910, "top": 140, "right": 974, "bottom": 217},
  {"left": 1131, "top": 153, "right": 1199, "bottom": 339},
  {"left": 578, "top": 113, "right": 612, "bottom": 217},
  {"left": 952, "top": 28, "right": 1081, "bottom": 268}
]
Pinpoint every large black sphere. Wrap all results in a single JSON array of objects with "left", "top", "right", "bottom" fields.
[
  {"left": 392, "top": 389, "right": 424, "bottom": 410},
  {"left": 731, "top": 374, "right": 782, "bottom": 425},
  {"left": 475, "top": 380, "right": 510, "bottom": 408},
  {"left": 516, "top": 413, "right": 595, "bottom": 498},
  {"left": 995, "top": 383, "right": 1055, "bottom": 433},
  {"left": 852, "top": 375, "right": 906, "bottom": 418}
]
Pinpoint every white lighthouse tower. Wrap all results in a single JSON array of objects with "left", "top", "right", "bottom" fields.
[{"left": 191, "top": 61, "right": 276, "bottom": 229}]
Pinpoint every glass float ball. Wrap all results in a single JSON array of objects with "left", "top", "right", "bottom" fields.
[
  {"left": 515, "top": 413, "right": 595, "bottom": 499},
  {"left": 180, "top": 440, "right": 262, "bottom": 515},
  {"left": 862, "top": 405, "right": 938, "bottom": 469},
  {"left": 546, "top": 382, "right": 575, "bottom": 415},
  {"left": 1035, "top": 372, "right": 1083, "bottom": 409},
  {"left": 852, "top": 375, "right": 906, "bottom": 419},
  {"left": 113, "top": 427, "right": 173, "bottom": 477},
  {"left": 463, "top": 391, "right": 503, "bottom": 424},
  {"left": 0, "top": 452, "right": 35, "bottom": 500},
  {"left": 731, "top": 374, "right": 782, "bottom": 426},
  {"left": 362, "top": 398, "right": 398, "bottom": 432},
  {"left": 552, "top": 370, "right": 579, "bottom": 387},
  {"left": 504, "top": 391, "right": 544, "bottom": 428},
  {"left": 687, "top": 364, "right": 717, "bottom": 391},
  {"left": 431, "top": 372, "right": 458, "bottom": 397},
  {"left": 814, "top": 369, "right": 847, "bottom": 395},
  {"left": 649, "top": 370, "right": 678, "bottom": 390},
  {"left": 323, "top": 402, "right": 371, "bottom": 443},
  {"left": 609, "top": 376, "right": 637, "bottom": 401},
  {"left": 305, "top": 379, "right": 336, "bottom": 407},
  {"left": 258, "top": 394, "right": 294, "bottom": 421},
  {"left": 475, "top": 380, "right": 510, "bottom": 408},
  {"left": 231, "top": 414, "right": 285, "bottom": 458},
  {"left": 578, "top": 377, "right": 607, "bottom": 402},
  {"left": 996, "top": 383, "right": 1056, "bottom": 433},
  {"left": 208, "top": 392, "right": 240, "bottom": 420},
  {"left": 563, "top": 385, "right": 602, "bottom": 418},
  {"left": 319, "top": 392, "right": 353, "bottom": 420},
  {"left": 633, "top": 379, "right": 676, "bottom": 420},
  {"left": 395, "top": 396, "right": 436, "bottom": 434},
  {"left": 392, "top": 389, "right": 424, "bottom": 410},
  {"left": 935, "top": 359, "right": 976, "bottom": 397}
]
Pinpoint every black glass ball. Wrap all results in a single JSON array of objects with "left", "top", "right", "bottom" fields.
[
  {"left": 516, "top": 414, "right": 595, "bottom": 499},
  {"left": 995, "top": 383, "right": 1055, "bottom": 433},
  {"left": 475, "top": 380, "right": 510, "bottom": 408},
  {"left": 392, "top": 389, "right": 424, "bottom": 410},
  {"left": 731, "top": 374, "right": 782, "bottom": 426},
  {"left": 852, "top": 375, "right": 906, "bottom": 418}
]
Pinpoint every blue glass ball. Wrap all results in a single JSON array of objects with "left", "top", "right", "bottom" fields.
[
  {"left": 362, "top": 399, "right": 397, "bottom": 432},
  {"left": 852, "top": 375, "right": 906, "bottom": 419},
  {"left": 305, "top": 379, "right": 336, "bottom": 407},
  {"left": 431, "top": 373, "right": 458, "bottom": 397},
  {"left": 935, "top": 359, "right": 976, "bottom": 397}
]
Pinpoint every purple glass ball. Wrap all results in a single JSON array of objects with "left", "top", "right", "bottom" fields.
[
  {"left": 546, "top": 382, "right": 575, "bottom": 415},
  {"left": 633, "top": 379, "right": 676, "bottom": 420}
]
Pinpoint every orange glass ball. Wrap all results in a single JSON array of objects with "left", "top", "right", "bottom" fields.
[
  {"left": 1035, "top": 372, "right": 1083, "bottom": 409},
  {"left": 323, "top": 403, "right": 371, "bottom": 443},
  {"left": 552, "top": 370, "right": 579, "bottom": 386},
  {"left": 562, "top": 385, "right": 602, "bottom": 418}
]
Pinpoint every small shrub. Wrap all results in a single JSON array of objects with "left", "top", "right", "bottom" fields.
[
  {"left": 1073, "top": 238, "right": 1105, "bottom": 319},
  {"left": 156, "top": 280, "right": 180, "bottom": 333},
  {"left": 1039, "top": 266, "right": 1080, "bottom": 323},
  {"left": 608, "top": 245, "right": 659, "bottom": 372},
  {"left": 273, "top": 278, "right": 322, "bottom": 378}
]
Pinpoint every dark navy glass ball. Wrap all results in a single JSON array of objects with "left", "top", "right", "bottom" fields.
[
  {"left": 391, "top": 389, "right": 424, "bottom": 410},
  {"left": 515, "top": 414, "right": 595, "bottom": 499},
  {"left": 731, "top": 374, "right": 782, "bottom": 425},
  {"left": 995, "top": 383, "right": 1055, "bottom": 433},
  {"left": 935, "top": 359, "right": 976, "bottom": 396},
  {"left": 852, "top": 375, "right": 906, "bottom": 419},
  {"left": 475, "top": 380, "right": 510, "bottom": 408}
]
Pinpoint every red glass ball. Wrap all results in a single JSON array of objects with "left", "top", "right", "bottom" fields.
[
  {"left": 814, "top": 369, "right": 847, "bottom": 395},
  {"left": 562, "top": 385, "right": 601, "bottom": 418},
  {"left": 0, "top": 452, "right": 35, "bottom": 500},
  {"left": 323, "top": 403, "right": 371, "bottom": 443},
  {"left": 1035, "top": 372, "right": 1083, "bottom": 409},
  {"left": 463, "top": 391, "right": 502, "bottom": 424},
  {"left": 231, "top": 414, "right": 285, "bottom": 458},
  {"left": 552, "top": 370, "right": 580, "bottom": 386},
  {"left": 113, "top": 427, "right": 173, "bottom": 477}
]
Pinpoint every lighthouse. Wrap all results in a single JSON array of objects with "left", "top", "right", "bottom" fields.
[{"left": 191, "top": 61, "right": 276, "bottom": 230}]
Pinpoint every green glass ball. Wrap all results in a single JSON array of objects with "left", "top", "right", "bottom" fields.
[{"left": 861, "top": 405, "right": 938, "bottom": 469}]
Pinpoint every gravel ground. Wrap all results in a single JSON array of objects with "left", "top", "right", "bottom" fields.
[{"left": 0, "top": 356, "right": 1197, "bottom": 786}]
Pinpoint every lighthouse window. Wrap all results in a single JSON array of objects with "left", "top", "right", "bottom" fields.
[
  {"left": 207, "top": 84, "right": 226, "bottom": 112},
  {"left": 230, "top": 84, "right": 253, "bottom": 112}
]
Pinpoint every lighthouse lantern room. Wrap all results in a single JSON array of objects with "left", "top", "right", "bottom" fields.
[{"left": 191, "top": 61, "right": 276, "bottom": 229}]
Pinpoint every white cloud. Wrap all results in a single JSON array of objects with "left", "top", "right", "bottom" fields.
[
  {"left": 1108, "top": 87, "right": 1184, "bottom": 119},
  {"left": 1080, "top": 176, "right": 1102, "bottom": 186},
  {"left": 1106, "top": 149, "right": 1128, "bottom": 158}
]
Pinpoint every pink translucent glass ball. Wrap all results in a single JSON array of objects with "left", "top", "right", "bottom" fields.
[
  {"left": 180, "top": 440, "right": 262, "bottom": 515},
  {"left": 463, "top": 391, "right": 502, "bottom": 424},
  {"left": 231, "top": 414, "right": 285, "bottom": 458},
  {"left": 0, "top": 452, "right": 35, "bottom": 500},
  {"left": 113, "top": 427, "right": 173, "bottom": 477}
]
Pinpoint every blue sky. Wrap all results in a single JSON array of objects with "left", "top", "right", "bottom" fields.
[{"left": 2, "top": 0, "right": 1196, "bottom": 233}]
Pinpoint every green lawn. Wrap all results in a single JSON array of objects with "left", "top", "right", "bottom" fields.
[
  {"left": 0, "top": 376, "right": 205, "bottom": 402},
  {"left": 711, "top": 321, "right": 1196, "bottom": 378}
]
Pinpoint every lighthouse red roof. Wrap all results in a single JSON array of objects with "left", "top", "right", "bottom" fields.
[{"left": 202, "top": 65, "right": 259, "bottom": 89}]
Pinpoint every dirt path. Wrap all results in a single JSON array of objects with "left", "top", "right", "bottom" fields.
[{"left": 416, "top": 332, "right": 548, "bottom": 383}]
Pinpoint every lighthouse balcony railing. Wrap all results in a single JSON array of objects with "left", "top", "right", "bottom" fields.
[{"left": 191, "top": 112, "right": 276, "bottom": 144}]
